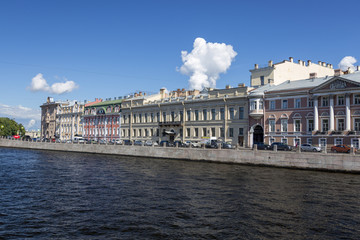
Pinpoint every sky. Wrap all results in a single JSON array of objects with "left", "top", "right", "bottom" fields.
[{"left": 1, "top": 0, "right": 360, "bottom": 130}]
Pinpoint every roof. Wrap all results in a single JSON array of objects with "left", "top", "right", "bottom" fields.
[{"left": 89, "top": 99, "right": 123, "bottom": 107}]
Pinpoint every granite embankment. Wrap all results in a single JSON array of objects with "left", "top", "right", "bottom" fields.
[{"left": 1, "top": 138, "right": 360, "bottom": 173}]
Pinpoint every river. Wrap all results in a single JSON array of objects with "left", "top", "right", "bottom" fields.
[{"left": 0, "top": 147, "right": 359, "bottom": 239}]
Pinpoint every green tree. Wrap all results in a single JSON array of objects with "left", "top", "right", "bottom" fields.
[{"left": 0, "top": 118, "right": 25, "bottom": 137}]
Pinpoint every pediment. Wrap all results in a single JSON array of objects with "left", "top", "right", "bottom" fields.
[{"left": 310, "top": 76, "right": 360, "bottom": 93}]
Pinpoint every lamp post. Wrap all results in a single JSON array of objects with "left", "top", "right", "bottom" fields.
[{"left": 119, "top": 109, "right": 122, "bottom": 141}]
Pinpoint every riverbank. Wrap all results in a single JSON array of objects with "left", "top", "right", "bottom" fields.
[{"left": 1, "top": 138, "right": 360, "bottom": 173}]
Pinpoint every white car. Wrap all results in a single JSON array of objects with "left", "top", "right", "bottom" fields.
[{"left": 300, "top": 143, "right": 322, "bottom": 152}]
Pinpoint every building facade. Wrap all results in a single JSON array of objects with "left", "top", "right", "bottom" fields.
[
  {"left": 119, "top": 85, "right": 249, "bottom": 146},
  {"left": 57, "top": 101, "right": 85, "bottom": 141},
  {"left": 40, "top": 97, "right": 60, "bottom": 140},
  {"left": 248, "top": 70, "right": 360, "bottom": 149},
  {"left": 83, "top": 98, "right": 122, "bottom": 141},
  {"left": 250, "top": 57, "right": 334, "bottom": 88}
]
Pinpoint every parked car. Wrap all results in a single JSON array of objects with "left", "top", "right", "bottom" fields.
[
  {"left": 205, "top": 140, "right": 219, "bottom": 148},
  {"left": 144, "top": 140, "right": 158, "bottom": 146},
  {"left": 331, "top": 144, "right": 353, "bottom": 153},
  {"left": 270, "top": 142, "right": 293, "bottom": 151},
  {"left": 254, "top": 142, "right": 271, "bottom": 150},
  {"left": 301, "top": 143, "right": 322, "bottom": 152},
  {"left": 221, "top": 142, "right": 235, "bottom": 149},
  {"left": 191, "top": 141, "right": 202, "bottom": 148},
  {"left": 173, "top": 140, "right": 184, "bottom": 147},
  {"left": 159, "top": 140, "right": 173, "bottom": 147},
  {"left": 115, "top": 139, "right": 123, "bottom": 145},
  {"left": 133, "top": 140, "right": 143, "bottom": 146},
  {"left": 123, "top": 140, "right": 133, "bottom": 145},
  {"left": 98, "top": 139, "right": 107, "bottom": 144}
]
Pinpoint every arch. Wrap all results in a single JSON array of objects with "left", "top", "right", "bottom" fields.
[
  {"left": 353, "top": 111, "right": 360, "bottom": 116},
  {"left": 268, "top": 114, "right": 276, "bottom": 119},
  {"left": 280, "top": 113, "right": 288, "bottom": 119},
  {"left": 321, "top": 112, "right": 329, "bottom": 117},
  {"left": 293, "top": 113, "right": 302, "bottom": 119},
  {"left": 336, "top": 111, "right": 345, "bottom": 116},
  {"left": 250, "top": 124, "right": 264, "bottom": 145},
  {"left": 306, "top": 112, "right": 314, "bottom": 118}
]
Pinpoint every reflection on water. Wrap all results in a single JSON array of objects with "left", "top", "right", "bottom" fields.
[{"left": 0, "top": 147, "right": 360, "bottom": 239}]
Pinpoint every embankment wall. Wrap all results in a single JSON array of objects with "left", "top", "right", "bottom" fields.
[{"left": 1, "top": 139, "right": 360, "bottom": 173}]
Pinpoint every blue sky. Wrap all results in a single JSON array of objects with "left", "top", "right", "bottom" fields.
[{"left": 1, "top": 0, "right": 360, "bottom": 130}]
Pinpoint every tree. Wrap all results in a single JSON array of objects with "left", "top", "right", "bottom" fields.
[{"left": 0, "top": 118, "right": 25, "bottom": 137}]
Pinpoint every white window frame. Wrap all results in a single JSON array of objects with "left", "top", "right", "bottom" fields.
[
  {"left": 270, "top": 100, "right": 275, "bottom": 110},
  {"left": 319, "top": 138, "right": 327, "bottom": 148},
  {"left": 281, "top": 119, "right": 288, "bottom": 132},
  {"left": 281, "top": 138, "right": 288, "bottom": 144},
  {"left": 334, "top": 138, "right": 343, "bottom": 145},
  {"left": 354, "top": 94, "right": 360, "bottom": 105},
  {"left": 321, "top": 118, "right": 329, "bottom": 132},
  {"left": 307, "top": 138, "right": 313, "bottom": 145},
  {"left": 337, "top": 95, "right": 345, "bottom": 106},
  {"left": 295, "top": 98, "right": 301, "bottom": 108},
  {"left": 282, "top": 99, "right": 288, "bottom": 109},
  {"left": 336, "top": 118, "right": 345, "bottom": 131},
  {"left": 269, "top": 119, "right": 275, "bottom": 132},
  {"left": 294, "top": 119, "right": 301, "bottom": 132},
  {"left": 307, "top": 118, "right": 314, "bottom": 132},
  {"left": 351, "top": 138, "right": 359, "bottom": 149},
  {"left": 294, "top": 138, "right": 301, "bottom": 146},
  {"left": 354, "top": 118, "right": 360, "bottom": 131}
]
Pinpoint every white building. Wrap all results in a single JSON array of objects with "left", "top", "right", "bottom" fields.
[{"left": 250, "top": 57, "right": 334, "bottom": 87}]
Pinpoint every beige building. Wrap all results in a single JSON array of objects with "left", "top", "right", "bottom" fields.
[
  {"left": 40, "top": 97, "right": 60, "bottom": 140},
  {"left": 57, "top": 101, "right": 85, "bottom": 141},
  {"left": 41, "top": 97, "right": 85, "bottom": 140},
  {"left": 250, "top": 57, "right": 334, "bottom": 87},
  {"left": 120, "top": 84, "right": 249, "bottom": 146}
]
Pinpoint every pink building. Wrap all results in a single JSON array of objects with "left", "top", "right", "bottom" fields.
[{"left": 248, "top": 70, "right": 360, "bottom": 150}]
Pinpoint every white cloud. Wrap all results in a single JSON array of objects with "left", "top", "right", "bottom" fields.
[
  {"left": 339, "top": 56, "right": 357, "bottom": 71},
  {"left": 179, "top": 37, "right": 237, "bottom": 90},
  {"left": 27, "top": 119, "right": 36, "bottom": 129},
  {"left": 0, "top": 103, "right": 41, "bottom": 120},
  {"left": 29, "top": 73, "right": 78, "bottom": 94}
]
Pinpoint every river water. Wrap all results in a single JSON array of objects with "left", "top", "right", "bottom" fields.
[{"left": 0, "top": 147, "right": 360, "bottom": 239}]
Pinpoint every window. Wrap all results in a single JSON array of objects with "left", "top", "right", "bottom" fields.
[
  {"left": 269, "top": 120, "right": 275, "bottom": 132},
  {"left": 211, "top": 109, "right": 216, "bottom": 120},
  {"left": 211, "top": 128, "right": 216, "bottom": 137},
  {"left": 138, "top": 129, "right": 141, "bottom": 137},
  {"left": 239, "top": 107, "right": 244, "bottom": 119},
  {"left": 180, "top": 111, "right": 184, "bottom": 121},
  {"left": 281, "top": 138, "right": 288, "bottom": 144},
  {"left": 270, "top": 100, "right": 275, "bottom": 110},
  {"left": 156, "top": 129, "right": 159, "bottom": 137},
  {"left": 295, "top": 98, "right": 301, "bottom": 108},
  {"left": 171, "top": 112, "right": 175, "bottom": 122},
  {"left": 229, "top": 108, "right": 234, "bottom": 120},
  {"left": 319, "top": 138, "right": 327, "bottom": 148},
  {"left": 259, "top": 101, "right": 263, "bottom": 109},
  {"left": 139, "top": 114, "right": 142, "bottom": 123},
  {"left": 195, "top": 110, "right": 199, "bottom": 121},
  {"left": 180, "top": 128, "right": 183, "bottom": 137},
  {"left": 354, "top": 94, "right": 360, "bottom": 105},
  {"left": 156, "top": 112, "right": 160, "bottom": 122},
  {"left": 229, "top": 128, "right": 234, "bottom": 137},
  {"left": 151, "top": 113, "right": 154, "bottom": 122},
  {"left": 294, "top": 138, "right": 300, "bottom": 146},
  {"left": 144, "top": 129, "right": 148, "bottom": 137},
  {"left": 133, "top": 129, "right": 136, "bottom": 137},
  {"left": 294, "top": 119, "right": 301, "bottom": 132},
  {"left": 307, "top": 138, "right": 313, "bottom": 145},
  {"left": 355, "top": 118, "right": 360, "bottom": 131},
  {"left": 351, "top": 138, "right": 359, "bottom": 149},
  {"left": 260, "top": 76, "right": 264, "bottom": 85},
  {"left": 194, "top": 128, "right": 199, "bottom": 138},
  {"left": 250, "top": 101, "right": 257, "bottom": 110},
  {"left": 307, "top": 119, "right": 314, "bottom": 132},
  {"left": 282, "top": 100, "right": 288, "bottom": 109},
  {"left": 270, "top": 138, "right": 275, "bottom": 144},
  {"left": 133, "top": 114, "right": 136, "bottom": 123},
  {"left": 186, "top": 128, "right": 190, "bottom": 137},
  {"left": 334, "top": 138, "right": 343, "bottom": 145},
  {"left": 308, "top": 98, "right": 314, "bottom": 108},
  {"left": 238, "top": 128, "right": 244, "bottom": 136},
  {"left": 322, "top": 97, "right": 328, "bottom": 106},
  {"left": 150, "top": 129, "right": 153, "bottom": 136},
  {"left": 203, "top": 109, "right": 207, "bottom": 121},
  {"left": 203, "top": 128, "right": 207, "bottom": 137},
  {"left": 163, "top": 112, "right": 167, "bottom": 122},
  {"left": 220, "top": 108, "right": 225, "bottom": 120},
  {"left": 187, "top": 110, "right": 191, "bottom": 121},
  {"left": 322, "top": 119, "right": 329, "bottom": 132},
  {"left": 337, "top": 119, "right": 345, "bottom": 131},
  {"left": 144, "top": 113, "right": 148, "bottom": 123},
  {"left": 281, "top": 119, "right": 288, "bottom": 132},
  {"left": 220, "top": 128, "right": 225, "bottom": 138},
  {"left": 337, "top": 95, "right": 345, "bottom": 105}
]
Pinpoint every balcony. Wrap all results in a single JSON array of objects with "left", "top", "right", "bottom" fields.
[
  {"left": 249, "top": 109, "right": 264, "bottom": 119},
  {"left": 159, "top": 121, "right": 183, "bottom": 127}
]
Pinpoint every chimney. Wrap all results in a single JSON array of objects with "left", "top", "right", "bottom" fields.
[
  {"left": 268, "top": 60, "right": 273, "bottom": 67},
  {"left": 226, "top": 85, "right": 231, "bottom": 89},
  {"left": 139, "top": 91, "right": 143, "bottom": 96},
  {"left": 144, "top": 93, "right": 147, "bottom": 96},
  {"left": 160, "top": 88, "right": 166, "bottom": 99},
  {"left": 318, "top": 61, "right": 322, "bottom": 65},
  {"left": 334, "top": 69, "right": 343, "bottom": 76},
  {"left": 238, "top": 83, "right": 245, "bottom": 87},
  {"left": 307, "top": 60, "right": 311, "bottom": 66},
  {"left": 309, "top": 72, "right": 317, "bottom": 79},
  {"left": 254, "top": 64, "right": 258, "bottom": 69},
  {"left": 289, "top": 57, "right": 293, "bottom": 62}
]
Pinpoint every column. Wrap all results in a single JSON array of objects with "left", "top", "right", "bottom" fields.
[
  {"left": 346, "top": 94, "right": 351, "bottom": 131},
  {"left": 329, "top": 95, "right": 334, "bottom": 131},
  {"left": 314, "top": 97, "right": 319, "bottom": 131}
]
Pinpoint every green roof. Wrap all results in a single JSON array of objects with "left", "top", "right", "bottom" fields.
[{"left": 86, "top": 99, "right": 123, "bottom": 108}]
